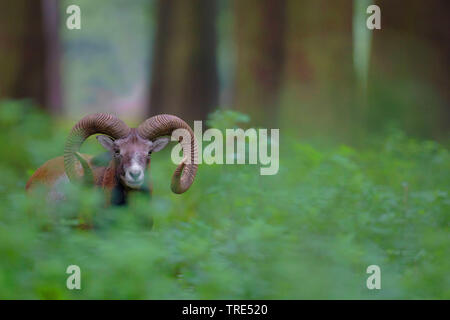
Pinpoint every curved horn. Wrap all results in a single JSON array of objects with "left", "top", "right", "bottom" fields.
[
  {"left": 64, "top": 113, "right": 130, "bottom": 183},
  {"left": 137, "top": 115, "right": 198, "bottom": 194}
]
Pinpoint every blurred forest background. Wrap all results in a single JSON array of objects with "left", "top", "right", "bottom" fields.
[
  {"left": 0, "top": 0, "right": 448, "bottom": 141},
  {"left": 0, "top": 0, "right": 448, "bottom": 299}
]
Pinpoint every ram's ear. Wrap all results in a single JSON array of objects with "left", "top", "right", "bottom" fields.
[
  {"left": 152, "top": 137, "right": 170, "bottom": 152},
  {"left": 96, "top": 135, "right": 114, "bottom": 151}
]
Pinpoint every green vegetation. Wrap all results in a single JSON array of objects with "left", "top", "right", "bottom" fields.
[{"left": 0, "top": 103, "right": 448, "bottom": 299}]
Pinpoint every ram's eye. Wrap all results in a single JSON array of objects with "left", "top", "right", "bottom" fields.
[{"left": 114, "top": 150, "right": 120, "bottom": 156}]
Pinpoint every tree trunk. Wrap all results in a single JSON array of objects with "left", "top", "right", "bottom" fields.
[
  {"left": 281, "top": 0, "right": 354, "bottom": 137},
  {"left": 232, "top": 0, "right": 286, "bottom": 127},
  {"left": 0, "top": 0, "right": 62, "bottom": 113},
  {"left": 149, "top": 0, "right": 218, "bottom": 123},
  {"left": 372, "top": 0, "right": 450, "bottom": 137}
]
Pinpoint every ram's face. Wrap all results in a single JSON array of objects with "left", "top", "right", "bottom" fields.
[{"left": 97, "top": 133, "right": 169, "bottom": 189}]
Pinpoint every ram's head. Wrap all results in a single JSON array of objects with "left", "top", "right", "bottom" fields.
[{"left": 64, "top": 113, "right": 198, "bottom": 194}]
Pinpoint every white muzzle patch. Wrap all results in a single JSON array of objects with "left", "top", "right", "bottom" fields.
[{"left": 123, "top": 159, "right": 144, "bottom": 188}]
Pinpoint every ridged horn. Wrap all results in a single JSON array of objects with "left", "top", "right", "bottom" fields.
[
  {"left": 137, "top": 114, "right": 198, "bottom": 194},
  {"left": 64, "top": 113, "right": 130, "bottom": 183}
]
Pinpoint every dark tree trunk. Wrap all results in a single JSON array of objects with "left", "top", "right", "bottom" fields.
[
  {"left": 42, "top": 0, "right": 63, "bottom": 114},
  {"left": 149, "top": 0, "right": 219, "bottom": 123},
  {"left": 0, "top": 0, "right": 62, "bottom": 113},
  {"left": 276, "top": 0, "right": 355, "bottom": 138},
  {"left": 372, "top": 0, "right": 450, "bottom": 136},
  {"left": 232, "top": 0, "right": 287, "bottom": 127}
]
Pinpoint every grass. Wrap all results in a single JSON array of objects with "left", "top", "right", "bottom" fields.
[{"left": 0, "top": 101, "right": 448, "bottom": 299}]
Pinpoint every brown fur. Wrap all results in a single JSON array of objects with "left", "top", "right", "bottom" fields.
[
  {"left": 26, "top": 155, "right": 91, "bottom": 191},
  {"left": 26, "top": 154, "right": 152, "bottom": 203}
]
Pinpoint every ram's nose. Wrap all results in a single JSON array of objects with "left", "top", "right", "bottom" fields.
[{"left": 129, "top": 170, "right": 142, "bottom": 181}]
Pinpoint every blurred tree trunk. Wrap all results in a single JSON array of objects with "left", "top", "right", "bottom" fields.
[
  {"left": 149, "top": 0, "right": 218, "bottom": 123},
  {"left": 372, "top": 0, "right": 450, "bottom": 136},
  {"left": 281, "top": 0, "right": 354, "bottom": 137},
  {"left": 232, "top": 0, "right": 286, "bottom": 127},
  {"left": 0, "top": 0, "right": 62, "bottom": 113},
  {"left": 42, "top": 0, "right": 63, "bottom": 114}
]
